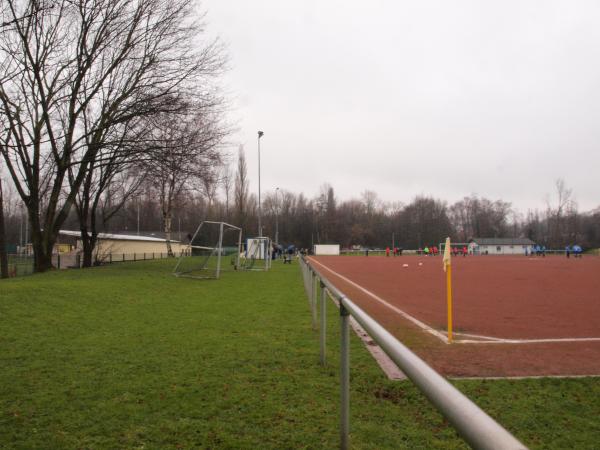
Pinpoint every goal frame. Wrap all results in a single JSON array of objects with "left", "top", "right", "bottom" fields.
[
  {"left": 243, "top": 236, "right": 272, "bottom": 271},
  {"left": 173, "top": 221, "right": 243, "bottom": 279}
]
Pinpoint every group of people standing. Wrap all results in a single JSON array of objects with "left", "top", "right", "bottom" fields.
[
  {"left": 526, "top": 245, "right": 547, "bottom": 257},
  {"left": 565, "top": 245, "right": 583, "bottom": 258},
  {"left": 384, "top": 247, "right": 404, "bottom": 256},
  {"left": 417, "top": 245, "right": 468, "bottom": 257},
  {"left": 526, "top": 244, "right": 583, "bottom": 258}
]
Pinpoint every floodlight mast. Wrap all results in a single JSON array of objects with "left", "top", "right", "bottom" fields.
[
  {"left": 257, "top": 131, "right": 264, "bottom": 237},
  {"left": 275, "top": 187, "right": 280, "bottom": 245}
]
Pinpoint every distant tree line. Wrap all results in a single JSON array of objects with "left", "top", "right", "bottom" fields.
[{"left": 4, "top": 140, "right": 598, "bottom": 258}]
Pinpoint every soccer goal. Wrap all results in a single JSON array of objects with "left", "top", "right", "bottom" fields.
[
  {"left": 173, "top": 221, "right": 242, "bottom": 279},
  {"left": 241, "top": 237, "right": 272, "bottom": 271}
]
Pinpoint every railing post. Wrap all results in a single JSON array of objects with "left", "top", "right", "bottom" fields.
[
  {"left": 320, "top": 281, "right": 327, "bottom": 366},
  {"left": 312, "top": 273, "right": 318, "bottom": 330},
  {"left": 340, "top": 301, "right": 350, "bottom": 450},
  {"left": 308, "top": 271, "right": 317, "bottom": 320}
]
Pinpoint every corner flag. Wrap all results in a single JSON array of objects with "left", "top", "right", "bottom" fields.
[
  {"left": 443, "top": 237, "right": 453, "bottom": 343},
  {"left": 443, "top": 237, "right": 451, "bottom": 272}
]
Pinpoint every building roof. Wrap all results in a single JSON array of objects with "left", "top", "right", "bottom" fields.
[
  {"left": 470, "top": 237, "right": 535, "bottom": 246},
  {"left": 59, "top": 230, "right": 180, "bottom": 243}
]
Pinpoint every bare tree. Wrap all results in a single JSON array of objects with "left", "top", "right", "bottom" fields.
[
  {"left": 0, "top": 0, "right": 225, "bottom": 271},
  {"left": 546, "top": 179, "right": 577, "bottom": 247},
  {"left": 221, "top": 166, "right": 233, "bottom": 222},
  {"left": 449, "top": 195, "right": 512, "bottom": 241},
  {"left": 234, "top": 145, "right": 249, "bottom": 232},
  {"left": 145, "top": 106, "right": 226, "bottom": 256}
]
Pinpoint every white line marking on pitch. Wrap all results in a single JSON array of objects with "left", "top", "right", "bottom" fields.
[
  {"left": 308, "top": 257, "right": 449, "bottom": 343},
  {"left": 455, "top": 337, "right": 600, "bottom": 344},
  {"left": 308, "top": 257, "right": 600, "bottom": 345}
]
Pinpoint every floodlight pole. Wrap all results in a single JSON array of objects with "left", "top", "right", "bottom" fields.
[
  {"left": 257, "top": 131, "right": 264, "bottom": 237},
  {"left": 275, "top": 187, "right": 280, "bottom": 245}
]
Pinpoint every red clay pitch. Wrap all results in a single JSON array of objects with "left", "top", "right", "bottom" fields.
[{"left": 309, "top": 255, "right": 600, "bottom": 377}]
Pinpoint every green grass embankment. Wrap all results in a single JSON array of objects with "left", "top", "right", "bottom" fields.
[{"left": 1, "top": 260, "right": 599, "bottom": 448}]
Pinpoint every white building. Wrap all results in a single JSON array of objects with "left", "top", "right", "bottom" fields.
[{"left": 468, "top": 238, "right": 536, "bottom": 255}]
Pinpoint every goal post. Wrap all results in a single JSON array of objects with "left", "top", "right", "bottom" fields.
[
  {"left": 242, "top": 236, "right": 272, "bottom": 271},
  {"left": 173, "top": 221, "right": 242, "bottom": 279}
]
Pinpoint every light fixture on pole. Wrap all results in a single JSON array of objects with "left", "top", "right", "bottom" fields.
[
  {"left": 275, "top": 187, "right": 280, "bottom": 245},
  {"left": 257, "top": 131, "right": 264, "bottom": 237}
]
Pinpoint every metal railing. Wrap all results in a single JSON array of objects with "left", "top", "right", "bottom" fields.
[{"left": 299, "top": 256, "right": 527, "bottom": 450}]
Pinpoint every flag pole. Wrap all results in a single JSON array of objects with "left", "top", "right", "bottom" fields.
[
  {"left": 446, "top": 263, "right": 453, "bottom": 343},
  {"left": 443, "top": 237, "right": 453, "bottom": 343}
]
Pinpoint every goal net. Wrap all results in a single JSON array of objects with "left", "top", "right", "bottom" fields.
[
  {"left": 173, "top": 221, "right": 242, "bottom": 279},
  {"left": 241, "top": 237, "right": 272, "bottom": 271}
]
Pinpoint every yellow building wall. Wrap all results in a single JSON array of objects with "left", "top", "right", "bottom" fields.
[{"left": 94, "top": 239, "right": 186, "bottom": 259}]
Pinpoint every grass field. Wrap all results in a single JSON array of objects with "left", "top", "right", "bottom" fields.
[{"left": 1, "top": 260, "right": 600, "bottom": 449}]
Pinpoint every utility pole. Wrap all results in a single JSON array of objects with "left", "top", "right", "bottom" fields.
[
  {"left": 275, "top": 187, "right": 280, "bottom": 245},
  {"left": 257, "top": 131, "right": 264, "bottom": 237}
]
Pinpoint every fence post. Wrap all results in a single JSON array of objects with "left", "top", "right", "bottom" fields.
[
  {"left": 308, "top": 270, "right": 314, "bottom": 308},
  {"left": 123, "top": 253, "right": 125, "bottom": 262},
  {"left": 320, "top": 281, "right": 327, "bottom": 366},
  {"left": 340, "top": 302, "right": 350, "bottom": 450},
  {"left": 143, "top": 252, "right": 146, "bottom": 260},
  {"left": 153, "top": 252, "right": 155, "bottom": 259},
  {"left": 109, "top": 253, "right": 112, "bottom": 264},
  {"left": 311, "top": 273, "right": 318, "bottom": 330},
  {"left": 57, "top": 253, "right": 61, "bottom": 269}
]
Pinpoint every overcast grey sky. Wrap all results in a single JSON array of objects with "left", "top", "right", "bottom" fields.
[{"left": 203, "top": 0, "right": 600, "bottom": 212}]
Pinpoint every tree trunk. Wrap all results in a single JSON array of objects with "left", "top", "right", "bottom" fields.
[
  {"left": 31, "top": 233, "right": 54, "bottom": 272},
  {"left": 0, "top": 180, "right": 9, "bottom": 279},
  {"left": 81, "top": 228, "right": 94, "bottom": 268},
  {"left": 164, "top": 213, "right": 173, "bottom": 257}
]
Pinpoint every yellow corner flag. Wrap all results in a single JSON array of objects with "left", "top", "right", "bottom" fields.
[
  {"left": 443, "top": 237, "right": 451, "bottom": 272},
  {"left": 443, "top": 237, "right": 453, "bottom": 343}
]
